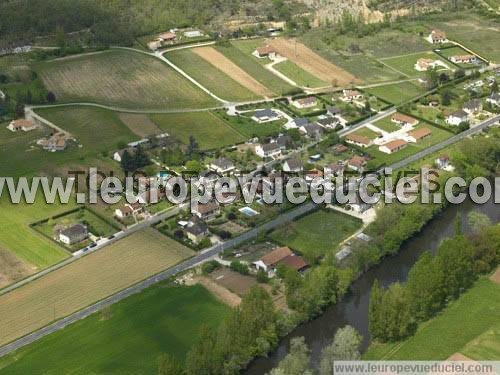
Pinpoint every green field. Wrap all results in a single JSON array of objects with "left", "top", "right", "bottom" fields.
[
  {"left": 231, "top": 38, "right": 270, "bottom": 64},
  {"left": 165, "top": 49, "right": 259, "bottom": 102},
  {"left": 0, "top": 193, "right": 72, "bottom": 270},
  {"left": 351, "top": 127, "right": 381, "bottom": 140},
  {"left": 273, "top": 60, "right": 328, "bottom": 88},
  {"left": 372, "top": 117, "right": 401, "bottom": 133},
  {"left": 436, "top": 46, "right": 480, "bottom": 68},
  {"left": 212, "top": 109, "right": 285, "bottom": 138},
  {"left": 366, "top": 81, "right": 425, "bottom": 105},
  {"left": 270, "top": 209, "right": 362, "bottom": 260},
  {"left": 0, "top": 284, "right": 229, "bottom": 374},
  {"left": 380, "top": 51, "right": 452, "bottom": 77},
  {"left": 36, "top": 49, "right": 217, "bottom": 109},
  {"left": 150, "top": 111, "right": 245, "bottom": 150},
  {"left": 215, "top": 43, "right": 296, "bottom": 95},
  {"left": 37, "top": 106, "right": 137, "bottom": 153},
  {"left": 364, "top": 278, "right": 500, "bottom": 360}
]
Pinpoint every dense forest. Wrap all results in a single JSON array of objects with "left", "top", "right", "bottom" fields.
[{"left": 0, "top": 0, "right": 307, "bottom": 48}]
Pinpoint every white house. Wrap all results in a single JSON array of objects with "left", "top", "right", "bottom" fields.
[
  {"left": 59, "top": 224, "right": 88, "bottom": 245},
  {"left": 341, "top": 89, "right": 363, "bottom": 102},
  {"left": 282, "top": 158, "right": 303, "bottom": 173},
  {"left": 450, "top": 55, "right": 477, "bottom": 64},
  {"left": 255, "top": 143, "right": 281, "bottom": 158},
  {"left": 436, "top": 154, "right": 450, "bottom": 169},
  {"left": 407, "top": 127, "right": 432, "bottom": 143},
  {"left": 463, "top": 99, "right": 482, "bottom": 114},
  {"left": 292, "top": 96, "right": 317, "bottom": 109},
  {"left": 345, "top": 133, "right": 372, "bottom": 148},
  {"left": 253, "top": 246, "right": 293, "bottom": 272},
  {"left": 446, "top": 109, "right": 469, "bottom": 126},
  {"left": 253, "top": 46, "right": 277, "bottom": 59}
]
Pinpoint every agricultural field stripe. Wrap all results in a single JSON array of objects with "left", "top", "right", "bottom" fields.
[{"left": 0, "top": 202, "right": 318, "bottom": 358}]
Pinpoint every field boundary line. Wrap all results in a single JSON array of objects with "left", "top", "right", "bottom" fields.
[{"left": 375, "top": 58, "right": 410, "bottom": 78}]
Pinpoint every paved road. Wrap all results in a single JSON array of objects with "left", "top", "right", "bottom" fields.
[{"left": 0, "top": 202, "right": 317, "bottom": 358}]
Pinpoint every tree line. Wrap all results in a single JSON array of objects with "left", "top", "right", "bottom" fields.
[{"left": 369, "top": 214, "right": 499, "bottom": 342}]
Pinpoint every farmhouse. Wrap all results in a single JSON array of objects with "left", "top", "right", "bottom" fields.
[
  {"left": 158, "top": 31, "right": 176, "bottom": 43},
  {"left": 252, "top": 109, "right": 281, "bottom": 123},
  {"left": 450, "top": 55, "right": 477, "bottom": 64},
  {"left": 39, "top": 133, "right": 68, "bottom": 152},
  {"left": 292, "top": 96, "right": 318, "bottom": 109},
  {"left": 253, "top": 246, "right": 293, "bottom": 272},
  {"left": 408, "top": 127, "right": 432, "bottom": 143},
  {"left": 486, "top": 92, "right": 500, "bottom": 106},
  {"left": 279, "top": 254, "right": 309, "bottom": 273},
  {"left": 391, "top": 113, "right": 418, "bottom": 127},
  {"left": 341, "top": 89, "right": 363, "bottom": 102},
  {"left": 379, "top": 139, "right": 408, "bottom": 154},
  {"left": 253, "top": 45, "right": 277, "bottom": 59},
  {"left": 184, "top": 217, "right": 209, "bottom": 244},
  {"left": 283, "top": 158, "right": 303, "bottom": 173},
  {"left": 446, "top": 109, "right": 469, "bottom": 126},
  {"left": 192, "top": 202, "right": 220, "bottom": 221},
  {"left": 463, "top": 99, "right": 482, "bottom": 114},
  {"left": 299, "top": 123, "right": 324, "bottom": 139},
  {"left": 59, "top": 224, "right": 88, "bottom": 245},
  {"left": 428, "top": 29, "right": 447, "bottom": 44},
  {"left": 255, "top": 143, "right": 281, "bottom": 158},
  {"left": 345, "top": 133, "right": 372, "bottom": 147},
  {"left": 209, "top": 157, "right": 235, "bottom": 174},
  {"left": 7, "top": 119, "right": 36, "bottom": 132},
  {"left": 348, "top": 155, "right": 367, "bottom": 171}
]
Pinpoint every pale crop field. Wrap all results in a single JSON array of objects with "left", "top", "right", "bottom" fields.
[
  {"left": 0, "top": 229, "right": 194, "bottom": 346},
  {"left": 37, "top": 50, "right": 217, "bottom": 109}
]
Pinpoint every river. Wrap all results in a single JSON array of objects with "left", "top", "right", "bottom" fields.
[{"left": 246, "top": 195, "right": 500, "bottom": 374}]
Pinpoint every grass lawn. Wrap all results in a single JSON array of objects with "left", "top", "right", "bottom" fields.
[
  {"left": 0, "top": 284, "right": 229, "bottom": 374},
  {"left": 273, "top": 60, "right": 328, "bottom": 88},
  {"left": 0, "top": 228, "right": 194, "bottom": 347},
  {"left": 231, "top": 38, "right": 270, "bottom": 64},
  {"left": 366, "top": 81, "right": 425, "bottom": 105},
  {"left": 270, "top": 209, "right": 362, "bottom": 260},
  {"left": 379, "top": 51, "right": 452, "bottom": 77},
  {"left": 351, "top": 127, "right": 381, "bottom": 140},
  {"left": 36, "top": 49, "right": 217, "bottom": 109},
  {"left": 436, "top": 46, "right": 481, "bottom": 68},
  {"left": 0, "top": 193, "right": 72, "bottom": 270},
  {"left": 214, "top": 43, "right": 296, "bottom": 96},
  {"left": 165, "top": 49, "right": 259, "bottom": 102},
  {"left": 462, "top": 322, "right": 500, "bottom": 360},
  {"left": 33, "top": 207, "right": 117, "bottom": 250},
  {"left": 149, "top": 111, "right": 245, "bottom": 150},
  {"left": 364, "top": 278, "right": 500, "bottom": 360},
  {"left": 212, "top": 109, "right": 285, "bottom": 138},
  {"left": 372, "top": 117, "right": 401, "bottom": 133}
]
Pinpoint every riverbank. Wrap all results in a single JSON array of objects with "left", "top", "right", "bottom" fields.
[{"left": 245, "top": 195, "right": 500, "bottom": 373}]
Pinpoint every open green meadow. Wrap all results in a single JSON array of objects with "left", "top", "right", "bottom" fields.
[
  {"left": 150, "top": 111, "right": 245, "bottom": 150},
  {"left": 273, "top": 60, "right": 328, "bottom": 88},
  {"left": 231, "top": 38, "right": 269, "bottom": 63},
  {"left": 372, "top": 117, "right": 401, "bottom": 133},
  {"left": 0, "top": 284, "right": 229, "bottom": 374},
  {"left": 379, "top": 51, "right": 452, "bottom": 77},
  {"left": 36, "top": 49, "right": 217, "bottom": 109},
  {"left": 36, "top": 106, "right": 137, "bottom": 153},
  {"left": 214, "top": 43, "right": 296, "bottom": 96},
  {"left": 364, "top": 278, "right": 500, "bottom": 360},
  {"left": 350, "top": 127, "right": 381, "bottom": 140},
  {"left": 366, "top": 81, "right": 425, "bottom": 105},
  {"left": 165, "top": 49, "right": 259, "bottom": 102},
  {"left": 0, "top": 193, "right": 72, "bottom": 270},
  {"left": 270, "top": 209, "right": 362, "bottom": 260}
]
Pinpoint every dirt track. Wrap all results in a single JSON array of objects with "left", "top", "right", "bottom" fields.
[
  {"left": 192, "top": 47, "right": 274, "bottom": 98},
  {"left": 267, "top": 38, "right": 360, "bottom": 86},
  {"left": 489, "top": 266, "right": 500, "bottom": 284}
]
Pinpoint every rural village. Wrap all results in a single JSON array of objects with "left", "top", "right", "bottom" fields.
[{"left": 0, "top": 1, "right": 499, "bottom": 374}]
